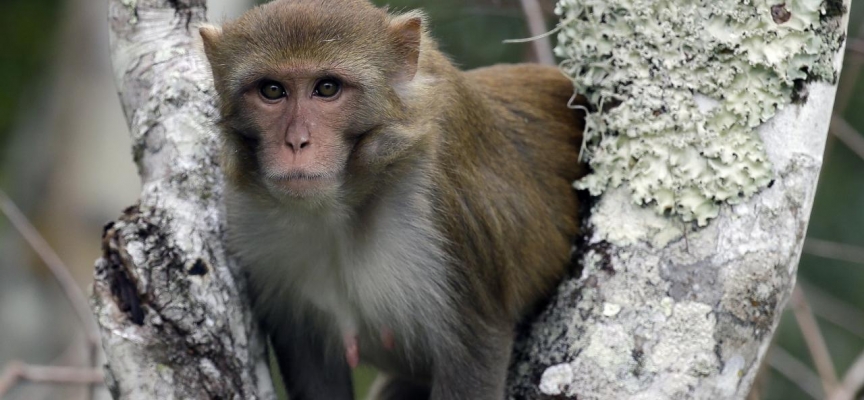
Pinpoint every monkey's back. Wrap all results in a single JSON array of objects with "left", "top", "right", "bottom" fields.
[
  {"left": 433, "top": 64, "right": 586, "bottom": 323},
  {"left": 467, "top": 64, "right": 587, "bottom": 187}
]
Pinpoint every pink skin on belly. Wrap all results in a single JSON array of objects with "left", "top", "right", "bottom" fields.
[
  {"left": 343, "top": 327, "right": 396, "bottom": 369},
  {"left": 380, "top": 327, "right": 395, "bottom": 350},
  {"left": 344, "top": 333, "right": 360, "bottom": 369}
]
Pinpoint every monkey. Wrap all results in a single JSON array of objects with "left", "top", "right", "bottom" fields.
[{"left": 199, "top": 0, "right": 586, "bottom": 399}]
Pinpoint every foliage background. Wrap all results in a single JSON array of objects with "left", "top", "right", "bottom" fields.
[{"left": 0, "top": 0, "right": 861, "bottom": 399}]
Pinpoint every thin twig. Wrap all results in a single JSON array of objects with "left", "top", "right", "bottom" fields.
[
  {"left": 516, "top": 0, "right": 556, "bottom": 65},
  {"left": 0, "top": 361, "right": 104, "bottom": 398},
  {"left": 0, "top": 362, "right": 19, "bottom": 399},
  {"left": 0, "top": 189, "right": 99, "bottom": 345},
  {"left": 766, "top": 346, "right": 824, "bottom": 399},
  {"left": 847, "top": 38, "right": 864, "bottom": 56},
  {"left": 830, "top": 114, "right": 864, "bottom": 162},
  {"left": 790, "top": 285, "right": 839, "bottom": 396},
  {"left": 746, "top": 386, "right": 760, "bottom": 400},
  {"left": 835, "top": 30, "right": 864, "bottom": 111},
  {"left": 746, "top": 359, "right": 769, "bottom": 400},
  {"left": 804, "top": 237, "right": 864, "bottom": 265},
  {"left": 834, "top": 17, "right": 864, "bottom": 113},
  {"left": 798, "top": 279, "right": 864, "bottom": 339},
  {"left": 828, "top": 350, "right": 864, "bottom": 400},
  {"left": 84, "top": 341, "right": 99, "bottom": 400}
]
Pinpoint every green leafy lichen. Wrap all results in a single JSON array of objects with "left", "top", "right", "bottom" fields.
[{"left": 555, "top": 0, "right": 845, "bottom": 225}]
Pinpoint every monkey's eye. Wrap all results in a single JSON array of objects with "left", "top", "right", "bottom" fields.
[
  {"left": 313, "top": 78, "right": 341, "bottom": 98},
  {"left": 259, "top": 81, "right": 286, "bottom": 100}
]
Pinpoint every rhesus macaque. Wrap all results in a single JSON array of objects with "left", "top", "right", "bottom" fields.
[{"left": 200, "top": 0, "right": 585, "bottom": 398}]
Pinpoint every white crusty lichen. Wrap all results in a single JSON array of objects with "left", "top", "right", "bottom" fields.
[{"left": 555, "top": 0, "right": 846, "bottom": 225}]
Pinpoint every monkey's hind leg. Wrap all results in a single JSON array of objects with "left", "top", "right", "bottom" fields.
[
  {"left": 366, "top": 374, "right": 431, "bottom": 400},
  {"left": 429, "top": 323, "right": 513, "bottom": 400}
]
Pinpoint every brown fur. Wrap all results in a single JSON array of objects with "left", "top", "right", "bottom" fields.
[
  {"left": 201, "top": 0, "right": 586, "bottom": 398},
  {"left": 433, "top": 64, "right": 586, "bottom": 323}
]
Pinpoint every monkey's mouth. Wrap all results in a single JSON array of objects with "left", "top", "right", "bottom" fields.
[{"left": 264, "top": 170, "right": 341, "bottom": 197}]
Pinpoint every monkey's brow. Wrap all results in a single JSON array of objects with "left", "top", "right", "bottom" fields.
[{"left": 234, "top": 63, "right": 362, "bottom": 87}]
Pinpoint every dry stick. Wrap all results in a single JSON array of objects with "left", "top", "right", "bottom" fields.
[
  {"left": 83, "top": 342, "right": 99, "bottom": 400},
  {"left": 848, "top": 38, "right": 864, "bottom": 56},
  {"left": 746, "top": 360, "right": 769, "bottom": 400},
  {"left": 791, "top": 285, "right": 840, "bottom": 396},
  {"left": 830, "top": 115, "right": 864, "bottom": 167},
  {"left": 0, "top": 362, "right": 18, "bottom": 399},
  {"left": 745, "top": 387, "right": 759, "bottom": 400},
  {"left": 835, "top": 39, "right": 864, "bottom": 111},
  {"left": 828, "top": 350, "right": 864, "bottom": 400},
  {"left": 0, "top": 336, "right": 98, "bottom": 399},
  {"left": 830, "top": 114, "right": 864, "bottom": 161},
  {"left": 0, "top": 189, "right": 98, "bottom": 345},
  {"left": 834, "top": 18, "right": 864, "bottom": 112},
  {"left": 0, "top": 361, "right": 104, "bottom": 398},
  {"left": 798, "top": 279, "right": 864, "bottom": 340},
  {"left": 804, "top": 237, "right": 864, "bottom": 265},
  {"left": 516, "top": 0, "right": 556, "bottom": 65},
  {"left": 767, "top": 346, "right": 824, "bottom": 399},
  {"left": 0, "top": 189, "right": 103, "bottom": 399}
]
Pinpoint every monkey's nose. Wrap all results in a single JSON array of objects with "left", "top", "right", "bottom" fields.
[{"left": 286, "top": 133, "right": 311, "bottom": 153}]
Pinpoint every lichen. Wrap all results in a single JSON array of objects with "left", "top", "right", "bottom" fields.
[
  {"left": 555, "top": 0, "right": 845, "bottom": 225},
  {"left": 121, "top": 0, "right": 138, "bottom": 24}
]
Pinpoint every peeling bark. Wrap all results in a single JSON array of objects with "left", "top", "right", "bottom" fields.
[{"left": 92, "top": 0, "right": 274, "bottom": 398}]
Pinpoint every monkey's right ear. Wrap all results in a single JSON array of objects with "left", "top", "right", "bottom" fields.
[
  {"left": 199, "top": 24, "right": 224, "bottom": 60},
  {"left": 388, "top": 11, "right": 424, "bottom": 82}
]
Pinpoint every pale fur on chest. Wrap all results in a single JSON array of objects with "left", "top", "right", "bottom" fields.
[{"left": 225, "top": 179, "right": 454, "bottom": 355}]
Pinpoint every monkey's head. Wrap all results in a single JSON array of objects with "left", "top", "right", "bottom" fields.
[{"left": 200, "top": 0, "right": 427, "bottom": 205}]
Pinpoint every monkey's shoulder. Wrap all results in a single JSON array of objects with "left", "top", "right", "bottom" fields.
[
  {"left": 458, "top": 63, "right": 586, "bottom": 182},
  {"left": 462, "top": 64, "right": 584, "bottom": 137},
  {"left": 464, "top": 63, "right": 580, "bottom": 113}
]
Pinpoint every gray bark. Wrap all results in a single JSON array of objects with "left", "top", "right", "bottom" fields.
[
  {"left": 505, "top": 0, "right": 851, "bottom": 399},
  {"left": 92, "top": 0, "right": 274, "bottom": 398}
]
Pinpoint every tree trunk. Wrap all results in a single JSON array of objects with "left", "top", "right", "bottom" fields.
[
  {"left": 92, "top": 0, "right": 274, "bottom": 398},
  {"left": 93, "top": 0, "right": 850, "bottom": 399},
  {"left": 506, "top": 0, "right": 851, "bottom": 399}
]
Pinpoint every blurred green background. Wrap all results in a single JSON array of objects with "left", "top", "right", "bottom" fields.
[
  {"left": 0, "top": 0, "right": 862, "bottom": 399},
  {"left": 0, "top": 0, "right": 62, "bottom": 166}
]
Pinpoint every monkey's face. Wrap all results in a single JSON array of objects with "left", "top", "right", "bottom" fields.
[
  {"left": 229, "top": 67, "right": 365, "bottom": 200},
  {"left": 199, "top": 0, "right": 424, "bottom": 204}
]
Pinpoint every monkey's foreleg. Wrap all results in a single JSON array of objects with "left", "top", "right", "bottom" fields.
[
  {"left": 366, "top": 373, "right": 431, "bottom": 400},
  {"left": 268, "top": 318, "right": 354, "bottom": 400}
]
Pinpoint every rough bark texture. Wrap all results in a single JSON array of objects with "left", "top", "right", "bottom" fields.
[
  {"left": 505, "top": 2, "right": 851, "bottom": 399},
  {"left": 92, "top": 0, "right": 274, "bottom": 398},
  {"left": 94, "top": 0, "right": 848, "bottom": 399}
]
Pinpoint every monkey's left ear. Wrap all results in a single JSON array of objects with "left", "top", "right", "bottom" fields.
[
  {"left": 199, "top": 24, "right": 224, "bottom": 61},
  {"left": 388, "top": 11, "right": 424, "bottom": 82}
]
